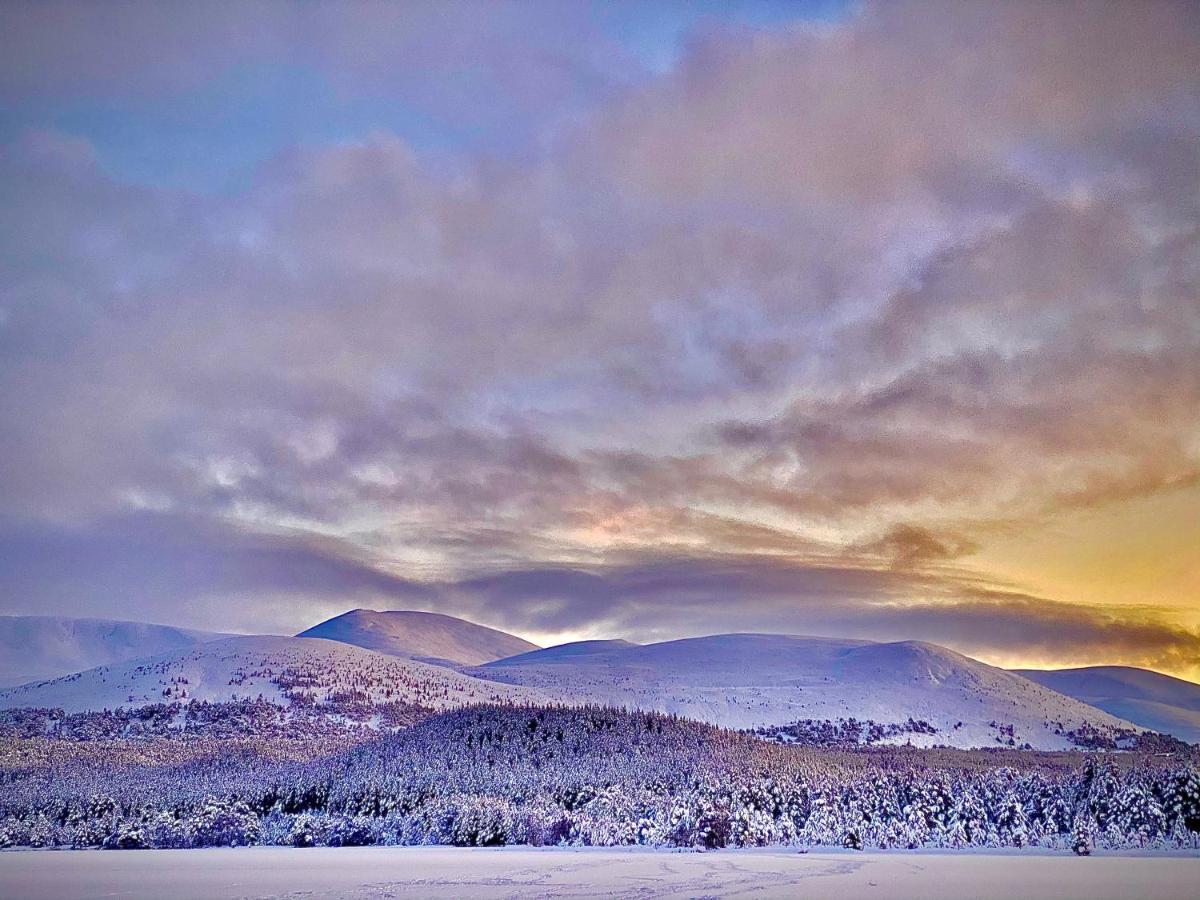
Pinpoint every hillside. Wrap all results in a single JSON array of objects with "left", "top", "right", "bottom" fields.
[
  {"left": 0, "top": 635, "right": 549, "bottom": 714},
  {"left": 0, "top": 616, "right": 229, "bottom": 688},
  {"left": 297, "top": 609, "right": 538, "bottom": 666},
  {"left": 473, "top": 633, "right": 1139, "bottom": 749},
  {"left": 0, "top": 613, "right": 1159, "bottom": 752},
  {"left": 488, "top": 639, "right": 641, "bottom": 665},
  {"left": 1016, "top": 666, "right": 1200, "bottom": 744}
]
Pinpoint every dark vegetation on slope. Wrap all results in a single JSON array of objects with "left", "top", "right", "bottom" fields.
[{"left": 750, "top": 717, "right": 1190, "bottom": 753}]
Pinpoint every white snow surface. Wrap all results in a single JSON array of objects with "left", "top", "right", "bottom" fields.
[
  {"left": 490, "top": 638, "right": 641, "bottom": 664},
  {"left": 0, "top": 619, "right": 1147, "bottom": 750},
  {"left": 0, "top": 635, "right": 549, "bottom": 713},
  {"left": 1, "top": 846, "right": 1197, "bottom": 900},
  {"left": 297, "top": 608, "right": 539, "bottom": 666},
  {"left": 0, "top": 615, "right": 229, "bottom": 688},
  {"left": 1016, "top": 665, "right": 1200, "bottom": 744},
  {"left": 474, "top": 633, "right": 1138, "bottom": 749}
]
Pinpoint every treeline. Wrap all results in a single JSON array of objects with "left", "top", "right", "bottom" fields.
[{"left": 1, "top": 704, "right": 1197, "bottom": 853}]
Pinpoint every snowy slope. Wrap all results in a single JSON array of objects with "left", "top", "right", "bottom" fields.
[
  {"left": 0, "top": 635, "right": 549, "bottom": 713},
  {"left": 298, "top": 609, "right": 539, "bottom": 666},
  {"left": 1015, "top": 666, "right": 1200, "bottom": 744},
  {"left": 490, "top": 639, "right": 641, "bottom": 664},
  {"left": 0, "top": 615, "right": 229, "bottom": 688},
  {"left": 0, "top": 619, "right": 1152, "bottom": 749},
  {"left": 472, "top": 633, "right": 1138, "bottom": 749}
]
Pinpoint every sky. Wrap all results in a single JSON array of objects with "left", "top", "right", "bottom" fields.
[{"left": 0, "top": 1, "right": 1197, "bottom": 679}]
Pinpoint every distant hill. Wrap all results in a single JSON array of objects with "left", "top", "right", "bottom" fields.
[
  {"left": 489, "top": 639, "right": 641, "bottom": 665},
  {"left": 297, "top": 608, "right": 538, "bottom": 666},
  {"left": 0, "top": 615, "right": 228, "bottom": 688},
  {"left": 0, "top": 610, "right": 1162, "bottom": 752},
  {"left": 472, "top": 633, "right": 1139, "bottom": 749},
  {"left": 0, "top": 634, "right": 549, "bottom": 713},
  {"left": 1015, "top": 665, "right": 1200, "bottom": 744}
]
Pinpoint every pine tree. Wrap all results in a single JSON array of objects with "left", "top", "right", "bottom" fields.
[{"left": 1072, "top": 813, "right": 1096, "bottom": 856}]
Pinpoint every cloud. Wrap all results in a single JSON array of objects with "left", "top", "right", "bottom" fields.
[
  {"left": 432, "top": 557, "right": 1200, "bottom": 678},
  {"left": 3, "top": 513, "right": 1197, "bottom": 677},
  {"left": 0, "top": 2, "right": 1197, "bottom": 671},
  {"left": 581, "top": 1, "right": 1198, "bottom": 203},
  {"left": 0, "top": 511, "right": 434, "bottom": 633},
  {"left": 854, "top": 524, "right": 978, "bottom": 566},
  {"left": 0, "top": 1, "right": 632, "bottom": 113}
]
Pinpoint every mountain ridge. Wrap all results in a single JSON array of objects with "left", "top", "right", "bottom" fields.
[
  {"left": 2, "top": 611, "right": 1181, "bottom": 750},
  {"left": 0, "top": 615, "right": 231, "bottom": 688},
  {"left": 473, "top": 632, "right": 1140, "bottom": 749},
  {"left": 298, "top": 608, "right": 539, "bottom": 666},
  {"left": 0, "top": 634, "right": 549, "bottom": 714},
  {"left": 1015, "top": 665, "right": 1200, "bottom": 744}
]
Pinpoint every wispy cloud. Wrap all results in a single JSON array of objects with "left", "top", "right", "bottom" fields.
[{"left": 2, "top": 512, "right": 1197, "bottom": 678}]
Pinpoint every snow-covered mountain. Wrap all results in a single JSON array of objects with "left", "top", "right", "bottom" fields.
[
  {"left": 473, "top": 633, "right": 1138, "bottom": 749},
  {"left": 0, "top": 635, "right": 549, "bottom": 714},
  {"left": 0, "top": 613, "right": 1153, "bottom": 751},
  {"left": 1015, "top": 666, "right": 1200, "bottom": 745},
  {"left": 297, "top": 608, "right": 539, "bottom": 666},
  {"left": 490, "top": 638, "right": 641, "bottom": 664},
  {"left": 0, "top": 615, "right": 229, "bottom": 688}
]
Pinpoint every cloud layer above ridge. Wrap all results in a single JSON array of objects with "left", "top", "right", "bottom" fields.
[{"left": 1, "top": 1, "right": 1197, "bottom": 675}]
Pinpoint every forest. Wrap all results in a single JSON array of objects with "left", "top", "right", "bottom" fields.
[{"left": 2, "top": 703, "right": 1197, "bottom": 854}]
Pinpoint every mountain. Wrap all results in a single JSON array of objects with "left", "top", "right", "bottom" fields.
[
  {"left": 1015, "top": 666, "right": 1200, "bottom": 745},
  {"left": 0, "top": 615, "right": 229, "bottom": 688},
  {"left": 490, "top": 639, "right": 641, "bottom": 665},
  {"left": 472, "top": 633, "right": 1138, "bottom": 749},
  {"left": 0, "top": 613, "right": 1157, "bottom": 751},
  {"left": 297, "top": 608, "right": 539, "bottom": 666},
  {"left": 0, "top": 635, "right": 549, "bottom": 714}
]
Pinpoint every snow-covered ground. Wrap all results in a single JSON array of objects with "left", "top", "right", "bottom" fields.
[
  {"left": 0, "top": 630, "right": 1140, "bottom": 750},
  {"left": 0, "top": 616, "right": 229, "bottom": 688},
  {"left": 1017, "top": 666, "right": 1200, "bottom": 745},
  {"left": 0, "top": 636, "right": 548, "bottom": 713},
  {"left": 1, "top": 846, "right": 1197, "bottom": 899},
  {"left": 3, "top": 613, "right": 1187, "bottom": 749},
  {"left": 474, "top": 634, "right": 1137, "bottom": 748}
]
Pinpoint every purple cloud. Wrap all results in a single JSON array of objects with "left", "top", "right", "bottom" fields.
[{"left": 0, "top": 2, "right": 1196, "bottom": 675}]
